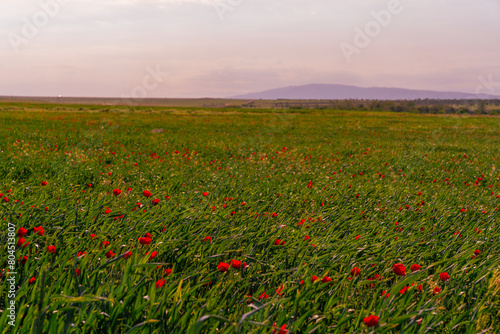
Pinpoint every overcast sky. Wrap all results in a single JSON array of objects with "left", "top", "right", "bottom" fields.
[{"left": 0, "top": 0, "right": 499, "bottom": 98}]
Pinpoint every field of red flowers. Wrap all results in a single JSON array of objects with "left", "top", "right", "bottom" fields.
[{"left": 1, "top": 104, "right": 500, "bottom": 333}]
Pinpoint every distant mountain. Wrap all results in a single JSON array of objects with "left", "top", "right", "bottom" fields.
[{"left": 231, "top": 84, "right": 499, "bottom": 100}]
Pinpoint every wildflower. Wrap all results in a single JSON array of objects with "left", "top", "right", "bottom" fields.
[
  {"left": 363, "top": 315, "right": 379, "bottom": 327},
  {"left": 350, "top": 267, "right": 361, "bottom": 277},
  {"left": 34, "top": 226, "right": 44, "bottom": 236},
  {"left": 393, "top": 263, "right": 406, "bottom": 276},
  {"left": 217, "top": 262, "right": 229, "bottom": 272},
  {"left": 439, "top": 272, "right": 450, "bottom": 282},
  {"left": 410, "top": 264, "right": 421, "bottom": 272}
]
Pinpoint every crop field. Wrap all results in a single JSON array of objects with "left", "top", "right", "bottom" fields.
[{"left": 1, "top": 105, "right": 500, "bottom": 333}]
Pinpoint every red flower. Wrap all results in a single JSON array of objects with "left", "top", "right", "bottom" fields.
[
  {"left": 355, "top": 235, "right": 361, "bottom": 240},
  {"left": 399, "top": 286, "right": 409, "bottom": 295},
  {"left": 203, "top": 236, "right": 212, "bottom": 243},
  {"left": 46, "top": 245, "right": 56, "bottom": 254},
  {"left": 322, "top": 276, "right": 332, "bottom": 283},
  {"left": 274, "top": 239, "right": 285, "bottom": 245},
  {"left": 164, "top": 268, "right": 173, "bottom": 276},
  {"left": 100, "top": 240, "right": 110, "bottom": 248},
  {"left": 152, "top": 198, "right": 159, "bottom": 205},
  {"left": 433, "top": 286, "right": 441, "bottom": 295},
  {"left": 17, "top": 237, "right": 27, "bottom": 247},
  {"left": 90, "top": 233, "right": 97, "bottom": 239},
  {"left": 272, "top": 323, "right": 288, "bottom": 334},
  {"left": 259, "top": 292, "right": 269, "bottom": 300},
  {"left": 75, "top": 268, "right": 81, "bottom": 276},
  {"left": 106, "top": 250, "right": 115, "bottom": 258},
  {"left": 29, "top": 277, "right": 36, "bottom": 285},
  {"left": 230, "top": 260, "right": 242, "bottom": 269},
  {"left": 474, "top": 250, "right": 481, "bottom": 256},
  {"left": 304, "top": 235, "right": 311, "bottom": 242},
  {"left": 34, "top": 226, "right": 44, "bottom": 236},
  {"left": 312, "top": 275, "right": 319, "bottom": 282},
  {"left": 139, "top": 237, "right": 152, "bottom": 245},
  {"left": 41, "top": 181, "right": 47, "bottom": 186},
  {"left": 147, "top": 251, "right": 157, "bottom": 260},
  {"left": 17, "top": 227, "right": 27, "bottom": 237},
  {"left": 439, "top": 272, "right": 450, "bottom": 282},
  {"left": 410, "top": 264, "right": 421, "bottom": 272},
  {"left": 77, "top": 251, "right": 86, "bottom": 257},
  {"left": 143, "top": 190, "right": 152, "bottom": 198},
  {"left": 393, "top": 263, "right": 406, "bottom": 276},
  {"left": 363, "top": 315, "right": 379, "bottom": 327},
  {"left": 202, "top": 192, "right": 209, "bottom": 197},
  {"left": 123, "top": 251, "right": 133, "bottom": 259},
  {"left": 156, "top": 278, "right": 166, "bottom": 288},
  {"left": 113, "top": 189, "right": 122, "bottom": 196},
  {"left": 19, "top": 255, "right": 28, "bottom": 265},
  {"left": 350, "top": 267, "right": 361, "bottom": 277},
  {"left": 217, "top": 262, "right": 230, "bottom": 272}
]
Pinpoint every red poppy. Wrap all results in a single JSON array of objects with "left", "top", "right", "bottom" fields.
[
  {"left": 156, "top": 278, "right": 166, "bottom": 288},
  {"left": 152, "top": 199, "right": 159, "bottom": 205},
  {"left": 75, "top": 268, "right": 81, "bottom": 276},
  {"left": 217, "top": 262, "right": 229, "bottom": 272},
  {"left": 90, "top": 233, "right": 97, "bottom": 239},
  {"left": 202, "top": 192, "right": 209, "bottom": 197},
  {"left": 274, "top": 239, "right": 285, "bottom": 245},
  {"left": 17, "top": 237, "right": 27, "bottom": 247},
  {"left": 46, "top": 245, "right": 56, "bottom": 254},
  {"left": 77, "top": 251, "right": 86, "bottom": 257},
  {"left": 17, "top": 227, "right": 27, "bottom": 237},
  {"left": 474, "top": 250, "right": 481, "bottom": 256},
  {"left": 41, "top": 181, "right": 47, "bottom": 186},
  {"left": 147, "top": 251, "right": 157, "bottom": 260},
  {"left": 350, "top": 267, "right": 361, "bottom": 277},
  {"left": 19, "top": 255, "right": 28, "bottom": 265},
  {"left": 363, "top": 315, "right": 379, "bottom": 327},
  {"left": 433, "top": 286, "right": 441, "bottom": 295},
  {"left": 439, "top": 272, "right": 450, "bottom": 282},
  {"left": 410, "top": 264, "right": 421, "bottom": 272},
  {"left": 139, "top": 237, "right": 152, "bottom": 245},
  {"left": 259, "top": 292, "right": 269, "bottom": 300},
  {"left": 399, "top": 286, "right": 409, "bottom": 294},
  {"left": 123, "top": 251, "right": 133, "bottom": 259},
  {"left": 164, "top": 268, "right": 173, "bottom": 276},
  {"left": 113, "top": 189, "right": 121, "bottom": 196},
  {"left": 203, "top": 236, "right": 212, "bottom": 243},
  {"left": 272, "top": 323, "right": 288, "bottom": 334},
  {"left": 143, "top": 190, "right": 152, "bottom": 198},
  {"left": 34, "top": 226, "right": 44, "bottom": 236},
  {"left": 311, "top": 275, "right": 319, "bottom": 282},
  {"left": 230, "top": 260, "right": 242, "bottom": 269},
  {"left": 29, "top": 277, "right": 36, "bottom": 285},
  {"left": 322, "top": 276, "right": 332, "bottom": 283},
  {"left": 393, "top": 263, "right": 406, "bottom": 276},
  {"left": 106, "top": 250, "right": 115, "bottom": 258},
  {"left": 100, "top": 240, "right": 110, "bottom": 248}
]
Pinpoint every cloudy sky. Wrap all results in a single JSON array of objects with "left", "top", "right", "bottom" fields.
[{"left": 0, "top": 0, "right": 499, "bottom": 98}]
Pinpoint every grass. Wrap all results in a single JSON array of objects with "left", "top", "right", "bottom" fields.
[{"left": 0, "top": 105, "right": 499, "bottom": 333}]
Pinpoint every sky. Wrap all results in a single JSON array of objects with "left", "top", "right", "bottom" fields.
[{"left": 0, "top": 0, "right": 499, "bottom": 98}]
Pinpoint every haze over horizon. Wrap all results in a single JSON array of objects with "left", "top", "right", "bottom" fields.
[{"left": 1, "top": 0, "right": 499, "bottom": 98}]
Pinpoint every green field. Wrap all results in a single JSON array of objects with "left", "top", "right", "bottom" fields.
[{"left": 1, "top": 104, "right": 499, "bottom": 333}]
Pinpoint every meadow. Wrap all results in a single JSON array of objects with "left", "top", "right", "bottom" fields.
[{"left": 0, "top": 104, "right": 499, "bottom": 333}]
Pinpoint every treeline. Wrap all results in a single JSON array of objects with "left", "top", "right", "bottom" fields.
[{"left": 269, "top": 99, "right": 500, "bottom": 115}]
